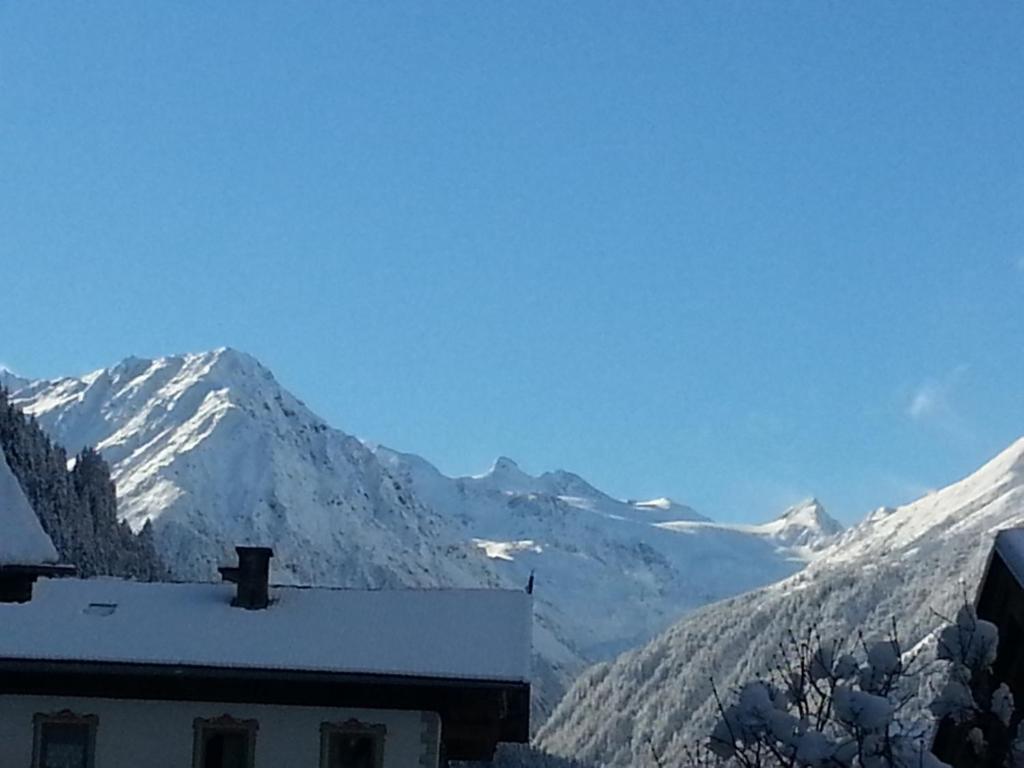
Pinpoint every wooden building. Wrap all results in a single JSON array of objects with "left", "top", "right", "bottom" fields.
[{"left": 933, "top": 528, "right": 1024, "bottom": 767}]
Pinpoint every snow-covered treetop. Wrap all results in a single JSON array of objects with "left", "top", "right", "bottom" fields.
[{"left": 0, "top": 449, "right": 58, "bottom": 566}]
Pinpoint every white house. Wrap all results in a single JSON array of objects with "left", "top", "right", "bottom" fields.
[{"left": 0, "top": 455, "right": 532, "bottom": 768}]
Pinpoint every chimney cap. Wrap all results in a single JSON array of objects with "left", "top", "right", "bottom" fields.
[
  {"left": 0, "top": 563, "right": 77, "bottom": 603},
  {"left": 235, "top": 545, "right": 274, "bottom": 557}
]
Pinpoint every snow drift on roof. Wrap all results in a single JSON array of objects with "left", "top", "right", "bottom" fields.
[
  {"left": 0, "top": 449, "right": 58, "bottom": 566},
  {"left": 0, "top": 578, "right": 532, "bottom": 683}
]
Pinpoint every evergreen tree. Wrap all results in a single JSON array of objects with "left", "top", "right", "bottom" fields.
[{"left": 0, "top": 386, "right": 164, "bottom": 580}]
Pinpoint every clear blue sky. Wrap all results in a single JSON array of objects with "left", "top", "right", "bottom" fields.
[{"left": 2, "top": 3, "right": 1022, "bottom": 524}]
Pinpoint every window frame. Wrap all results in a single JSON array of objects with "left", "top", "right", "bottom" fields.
[
  {"left": 192, "top": 714, "right": 259, "bottom": 768},
  {"left": 319, "top": 718, "right": 387, "bottom": 768},
  {"left": 31, "top": 710, "right": 98, "bottom": 768}
]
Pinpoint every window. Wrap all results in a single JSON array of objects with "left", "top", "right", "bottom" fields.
[
  {"left": 320, "top": 720, "right": 386, "bottom": 768},
  {"left": 83, "top": 602, "right": 117, "bottom": 616},
  {"left": 193, "top": 715, "right": 258, "bottom": 768},
  {"left": 32, "top": 711, "right": 97, "bottom": 768}
]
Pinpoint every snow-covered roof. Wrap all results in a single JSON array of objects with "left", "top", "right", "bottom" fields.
[
  {"left": 994, "top": 528, "right": 1024, "bottom": 587},
  {"left": 0, "top": 449, "right": 59, "bottom": 566},
  {"left": 0, "top": 578, "right": 532, "bottom": 683}
]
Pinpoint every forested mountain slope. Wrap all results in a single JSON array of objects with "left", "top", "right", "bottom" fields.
[
  {"left": 537, "top": 439, "right": 1024, "bottom": 766},
  {"left": 0, "top": 387, "right": 163, "bottom": 579}
]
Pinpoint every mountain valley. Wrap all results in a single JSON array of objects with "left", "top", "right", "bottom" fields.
[{"left": 6, "top": 348, "right": 843, "bottom": 715}]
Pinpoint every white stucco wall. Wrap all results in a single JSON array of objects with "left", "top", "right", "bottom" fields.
[{"left": 0, "top": 694, "right": 441, "bottom": 768}]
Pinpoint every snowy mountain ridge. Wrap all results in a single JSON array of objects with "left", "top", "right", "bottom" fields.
[
  {"left": 537, "top": 437, "right": 1024, "bottom": 766},
  {"left": 373, "top": 443, "right": 841, "bottom": 658},
  {"left": 7, "top": 348, "right": 843, "bottom": 712},
  {"left": 721, "top": 497, "right": 846, "bottom": 552},
  {"left": 9, "top": 349, "right": 492, "bottom": 586}
]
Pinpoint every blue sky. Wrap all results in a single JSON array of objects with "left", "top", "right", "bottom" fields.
[{"left": 1, "top": 3, "right": 1022, "bottom": 524}]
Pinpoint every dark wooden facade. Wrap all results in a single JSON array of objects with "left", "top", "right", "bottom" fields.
[
  {"left": 933, "top": 534, "right": 1024, "bottom": 767},
  {"left": 0, "top": 563, "right": 76, "bottom": 603}
]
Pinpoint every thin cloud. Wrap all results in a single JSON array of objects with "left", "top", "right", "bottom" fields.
[
  {"left": 907, "top": 381, "right": 948, "bottom": 420},
  {"left": 905, "top": 365, "right": 972, "bottom": 439}
]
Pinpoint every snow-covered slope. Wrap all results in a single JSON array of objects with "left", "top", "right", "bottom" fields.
[
  {"left": 10, "top": 350, "right": 494, "bottom": 589},
  {"left": 376, "top": 447, "right": 841, "bottom": 659},
  {"left": 7, "top": 348, "right": 842, "bottom": 713},
  {"left": 537, "top": 438, "right": 1024, "bottom": 767},
  {"left": 0, "top": 449, "right": 59, "bottom": 565}
]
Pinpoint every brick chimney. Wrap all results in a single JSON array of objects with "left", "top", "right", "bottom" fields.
[{"left": 219, "top": 546, "right": 274, "bottom": 609}]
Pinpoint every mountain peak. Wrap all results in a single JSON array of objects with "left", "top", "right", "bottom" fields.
[
  {"left": 782, "top": 497, "right": 842, "bottom": 527},
  {"left": 0, "top": 368, "right": 31, "bottom": 393},
  {"left": 760, "top": 498, "right": 843, "bottom": 549},
  {"left": 778, "top": 497, "right": 822, "bottom": 519},
  {"left": 207, "top": 346, "right": 264, "bottom": 369},
  {"left": 491, "top": 456, "right": 522, "bottom": 473},
  {"left": 467, "top": 456, "right": 536, "bottom": 493},
  {"left": 107, "top": 354, "right": 154, "bottom": 382},
  {"left": 96, "top": 348, "right": 271, "bottom": 393}
]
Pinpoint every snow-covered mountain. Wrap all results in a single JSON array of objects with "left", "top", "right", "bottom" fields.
[
  {"left": 0, "top": 366, "right": 31, "bottom": 393},
  {"left": 537, "top": 438, "right": 1024, "bottom": 766},
  {"left": 375, "top": 447, "right": 840, "bottom": 660},
  {"left": 6, "top": 348, "right": 842, "bottom": 713},
  {"left": 739, "top": 497, "right": 845, "bottom": 552},
  {"left": 9, "top": 351, "right": 493, "bottom": 588}
]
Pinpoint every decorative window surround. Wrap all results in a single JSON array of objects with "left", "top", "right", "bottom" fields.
[
  {"left": 192, "top": 714, "right": 258, "bottom": 768},
  {"left": 419, "top": 711, "right": 441, "bottom": 768},
  {"left": 31, "top": 710, "right": 98, "bottom": 768},
  {"left": 320, "top": 718, "right": 387, "bottom": 768}
]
